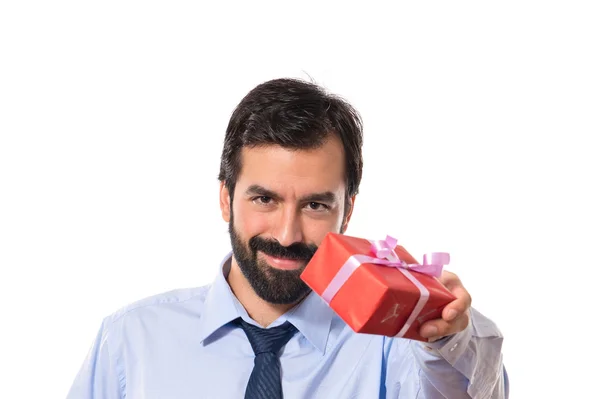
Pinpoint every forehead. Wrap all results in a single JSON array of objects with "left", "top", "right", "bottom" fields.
[{"left": 236, "top": 136, "right": 346, "bottom": 196}]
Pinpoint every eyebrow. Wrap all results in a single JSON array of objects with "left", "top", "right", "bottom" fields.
[{"left": 245, "top": 184, "right": 338, "bottom": 204}]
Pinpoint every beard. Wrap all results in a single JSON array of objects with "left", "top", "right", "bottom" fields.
[{"left": 228, "top": 217, "right": 318, "bottom": 305}]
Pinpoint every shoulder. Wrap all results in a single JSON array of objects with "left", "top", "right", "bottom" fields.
[{"left": 103, "top": 285, "right": 212, "bottom": 327}]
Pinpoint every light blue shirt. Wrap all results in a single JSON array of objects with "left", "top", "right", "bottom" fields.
[{"left": 67, "top": 252, "right": 509, "bottom": 399}]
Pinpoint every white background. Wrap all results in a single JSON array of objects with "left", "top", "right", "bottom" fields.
[{"left": 1, "top": 1, "right": 599, "bottom": 398}]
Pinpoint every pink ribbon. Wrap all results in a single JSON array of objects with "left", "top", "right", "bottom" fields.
[
  {"left": 320, "top": 235, "right": 450, "bottom": 338},
  {"left": 369, "top": 235, "right": 450, "bottom": 278}
]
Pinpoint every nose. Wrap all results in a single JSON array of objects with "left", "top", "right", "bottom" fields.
[{"left": 271, "top": 206, "right": 304, "bottom": 247}]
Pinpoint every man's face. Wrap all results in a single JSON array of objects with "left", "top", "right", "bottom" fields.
[{"left": 220, "top": 135, "right": 354, "bottom": 305}]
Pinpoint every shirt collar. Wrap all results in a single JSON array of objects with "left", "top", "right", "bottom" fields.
[
  {"left": 197, "top": 251, "right": 334, "bottom": 354},
  {"left": 283, "top": 287, "right": 334, "bottom": 355}
]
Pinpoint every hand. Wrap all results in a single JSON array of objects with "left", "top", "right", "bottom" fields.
[{"left": 419, "top": 270, "right": 471, "bottom": 342}]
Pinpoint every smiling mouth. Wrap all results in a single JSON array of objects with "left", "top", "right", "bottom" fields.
[{"left": 260, "top": 253, "right": 306, "bottom": 271}]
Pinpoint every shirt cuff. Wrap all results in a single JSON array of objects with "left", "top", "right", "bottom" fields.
[{"left": 419, "top": 311, "right": 474, "bottom": 366}]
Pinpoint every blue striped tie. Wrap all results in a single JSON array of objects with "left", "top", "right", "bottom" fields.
[{"left": 236, "top": 318, "right": 298, "bottom": 399}]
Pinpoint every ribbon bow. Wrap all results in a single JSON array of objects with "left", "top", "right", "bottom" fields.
[{"left": 369, "top": 235, "right": 449, "bottom": 278}]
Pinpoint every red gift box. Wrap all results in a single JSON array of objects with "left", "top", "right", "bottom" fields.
[{"left": 300, "top": 233, "right": 456, "bottom": 342}]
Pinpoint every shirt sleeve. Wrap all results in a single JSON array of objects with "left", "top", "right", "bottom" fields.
[
  {"left": 66, "top": 318, "right": 124, "bottom": 399},
  {"left": 388, "top": 307, "right": 509, "bottom": 399}
]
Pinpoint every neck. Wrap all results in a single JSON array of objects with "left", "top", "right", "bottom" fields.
[{"left": 227, "top": 258, "right": 299, "bottom": 327}]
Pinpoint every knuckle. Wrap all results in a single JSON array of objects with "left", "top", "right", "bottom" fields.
[
  {"left": 438, "top": 322, "right": 452, "bottom": 336},
  {"left": 462, "top": 291, "right": 472, "bottom": 307},
  {"left": 443, "top": 270, "right": 457, "bottom": 279}
]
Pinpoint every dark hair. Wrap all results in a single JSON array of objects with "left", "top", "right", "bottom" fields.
[{"left": 218, "top": 78, "right": 363, "bottom": 215}]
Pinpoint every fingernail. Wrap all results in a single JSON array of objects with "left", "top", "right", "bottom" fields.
[
  {"left": 422, "top": 325, "right": 438, "bottom": 337},
  {"left": 446, "top": 310, "right": 458, "bottom": 320}
]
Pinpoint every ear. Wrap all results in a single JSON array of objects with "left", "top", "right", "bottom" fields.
[
  {"left": 341, "top": 195, "right": 356, "bottom": 233},
  {"left": 219, "top": 181, "right": 232, "bottom": 223}
]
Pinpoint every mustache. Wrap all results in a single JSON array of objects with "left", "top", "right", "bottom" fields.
[{"left": 249, "top": 236, "right": 317, "bottom": 261}]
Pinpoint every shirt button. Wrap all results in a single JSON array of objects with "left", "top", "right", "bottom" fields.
[{"left": 450, "top": 343, "right": 458, "bottom": 352}]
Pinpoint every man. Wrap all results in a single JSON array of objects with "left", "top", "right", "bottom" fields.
[{"left": 67, "top": 78, "right": 508, "bottom": 398}]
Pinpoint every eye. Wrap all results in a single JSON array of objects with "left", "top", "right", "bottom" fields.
[
  {"left": 252, "top": 196, "right": 273, "bottom": 205},
  {"left": 307, "top": 202, "right": 329, "bottom": 211}
]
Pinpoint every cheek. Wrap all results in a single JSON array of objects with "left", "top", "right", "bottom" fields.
[
  {"left": 233, "top": 201, "right": 271, "bottom": 237},
  {"left": 302, "top": 217, "right": 344, "bottom": 246}
]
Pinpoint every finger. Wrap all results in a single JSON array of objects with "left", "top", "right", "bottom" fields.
[
  {"left": 443, "top": 294, "right": 471, "bottom": 322},
  {"left": 438, "top": 273, "right": 471, "bottom": 321},
  {"left": 420, "top": 313, "right": 469, "bottom": 339},
  {"left": 420, "top": 312, "right": 470, "bottom": 339}
]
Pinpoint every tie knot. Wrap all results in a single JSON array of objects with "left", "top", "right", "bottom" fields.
[{"left": 236, "top": 318, "right": 298, "bottom": 355}]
